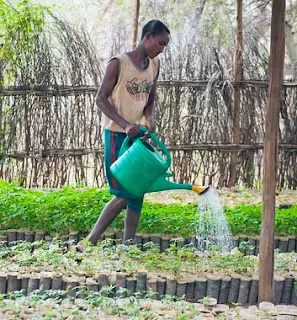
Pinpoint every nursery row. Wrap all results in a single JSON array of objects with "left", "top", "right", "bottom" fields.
[
  {"left": 2, "top": 289, "right": 296, "bottom": 320},
  {"left": 1, "top": 228, "right": 297, "bottom": 254},
  {"left": 0, "top": 181, "right": 296, "bottom": 237},
  {"left": 0, "top": 240, "right": 297, "bottom": 305}
]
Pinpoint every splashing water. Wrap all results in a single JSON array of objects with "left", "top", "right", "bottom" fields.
[{"left": 196, "top": 187, "right": 233, "bottom": 252}]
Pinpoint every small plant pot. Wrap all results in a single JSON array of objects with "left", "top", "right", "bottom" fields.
[
  {"left": 160, "top": 236, "right": 171, "bottom": 251},
  {"left": 150, "top": 235, "right": 161, "bottom": 248},
  {"left": 185, "top": 279, "right": 195, "bottom": 301},
  {"left": 281, "top": 276, "right": 294, "bottom": 304},
  {"left": 27, "top": 275, "right": 40, "bottom": 295},
  {"left": 21, "top": 275, "right": 30, "bottom": 296},
  {"left": 126, "top": 277, "right": 136, "bottom": 297},
  {"left": 7, "top": 230, "right": 17, "bottom": 243},
  {"left": 61, "top": 234, "right": 70, "bottom": 242},
  {"left": 51, "top": 274, "right": 63, "bottom": 290},
  {"left": 16, "top": 231, "right": 25, "bottom": 241},
  {"left": 238, "top": 235, "right": 248, "bottom": 247},
  {"left": 115, "top": 273, "right": 127, "bottom": 298},
  {"left": 0, "top": 272, "right": 7, "bottom": 294},
  {"left": 227, "top": 274, "right": 241, "bottom": 303},
  {"left": 247, "top": 237, "right": 256, "bottom": 255},
  {"left": 45, "top": 235, "right": 53, "bottom": 243},
  {"left": 7, "top": 272, "right": 21, "bottom": 293},
  {"left": 237, "top": 276, "right": 251, "bottom": 305},
  {"left": 287, "top": 236, "right": 296, "bottom": 252},
  {"left": 165, "top": 277, "right": 177, "bottom": 296},
  {"left": 78, "top": 232, "right": 87, "bottom": 242},
  {"left": 248, "top": 275, "right": 259, "bottom": 304},
  {"left": 290, "top": 276, "right": 297, "bottom": 305},
  {"left": 194, "top": 277, "right": 207, "bottom": 302},
  {"left": 147, "top": 277, "right": 158, "bottom": 300},
  {"left": 142, "top": 234, "right": 150, "bottom": 246},
  {"left": 274, "top": 276, "right": 285, "bottom": 304},
  {"left": 278, "top": 237, "right": 288, "bottom": 253},
  {"left": 274, "top": 236, "right": 280, "bottom": 250},
  {"left": 98, "top": 273, "right": 110, "bottom": 296},
  {"left": 115, "top": 231, "right": 123, "bottom": 242},
  {"left": 136, "top": 272, "right": 147, "bottom": 296},
  {"left": 85, "top": 278, "right": 98, "bottom": 292},
  {"left": 206, "top": 275, "right": 221, "bottom": 300},
  {"left": 0, "top": 233, "right": 8, "bottom": 242},
  {"left": 34, "top": 231, "right": 45, "bottom": 241},
  {"left": 134, "top": 234, "right": 143, "bottom": 246},
  {"left": 157, "top": 277, "right": 166, "bottom": 300},
  {"left": 255, "top": 236, "right": 260, "bottom": 255},
  {"left": 24, "top": 232, "right": 34, "bottom": 243},
  {"left": 39, "top": 272, "right": 52, "bottom": 291},
  {"left": 176, "top": 280, "right": 187, "bottom": 298},
  {"left": 68, "top": 231, "right": 79, "bottom": 243},
  {"left": 63, "top": 276, "right": 78, "bottom": 297},
  {"left": 218, "top": 276, "right": 231, "bottom": 304}
]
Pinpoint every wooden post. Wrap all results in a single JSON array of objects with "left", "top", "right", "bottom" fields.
[
  {"left": 228, "top": 0, "right": 243, "bottom": 187},
  {"left": 259, "top": 0, "right": 286, "bottom": 303},
  {"left": 132, "top": 0, "right": 140, "bottom": 49}
]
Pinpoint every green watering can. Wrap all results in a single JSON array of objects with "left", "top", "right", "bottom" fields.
[{"left": 110, "top": 127, "right": 210, "bottom": 198}]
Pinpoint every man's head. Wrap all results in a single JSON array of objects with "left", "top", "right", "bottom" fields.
[{"left": 141, "top": 20, "right": 170, "bottom": 59}]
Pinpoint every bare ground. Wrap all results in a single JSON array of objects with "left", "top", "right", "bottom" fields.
[{"left": 144, "top": 187, "right": 297, "bottom": 207}]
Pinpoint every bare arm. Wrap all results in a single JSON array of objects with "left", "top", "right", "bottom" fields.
[
  {"left": 96, "top": 58, "right": 140, "bottom": 136},
  {"left": 143, "top": 64, "right": 160, "bottom": 130}
]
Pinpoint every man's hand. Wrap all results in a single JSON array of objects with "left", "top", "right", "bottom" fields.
[{"left": 125, "top": 124, "right": 140, "bottom": 137}]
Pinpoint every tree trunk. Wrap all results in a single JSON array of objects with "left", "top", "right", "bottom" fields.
[
  {"left": 132, "top": 0, "right": 140, "bottom": 49},
  {"left": 259, "top": 0, "right": 286, "bottom": 303},
  {"left": 228, "top": 0, "right": 243, "bottom": 187}
]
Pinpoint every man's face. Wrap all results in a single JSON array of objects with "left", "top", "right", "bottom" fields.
[{"left": 144, "top": 32, "right": 170, "bottom": 59}]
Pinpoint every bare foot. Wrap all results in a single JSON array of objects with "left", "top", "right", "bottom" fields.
[{"left": 75, "top": 241, "right": 86, "bottom": 253}]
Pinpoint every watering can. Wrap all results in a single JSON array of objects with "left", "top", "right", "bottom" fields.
[{"left": 110, "top": 127, "right": 210, "bottom": 198}]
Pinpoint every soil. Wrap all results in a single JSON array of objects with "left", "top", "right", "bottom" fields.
[{"left": 144, "top": 187, "right": 297, "bottom": 207}]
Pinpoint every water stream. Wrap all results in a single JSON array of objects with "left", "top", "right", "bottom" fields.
[{"left": 196, "top": 187, "right": 233, "bottom": 252}]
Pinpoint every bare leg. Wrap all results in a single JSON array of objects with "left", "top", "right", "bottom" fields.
[
  {"left": 86, "top": 196, "right": 128, "bottom": 245},
  {"left": 123, "top": 208, "right": 141, "bottom": 243}
]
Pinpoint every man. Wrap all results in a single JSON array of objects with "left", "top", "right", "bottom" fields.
[{"left": 79, "top": 20, "right": 170, "bottom": 250}]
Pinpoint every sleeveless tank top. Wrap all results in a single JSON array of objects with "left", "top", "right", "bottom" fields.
[{"left": 101, "top": 53, "right": 159, "bottom": 132}]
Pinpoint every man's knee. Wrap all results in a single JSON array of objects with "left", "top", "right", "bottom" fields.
[
  {"left": 126, "top": 198, "right": 143, "bottom": 213},
  {"left": 113, "top": 196, "right": 129, "bottom": 206}
]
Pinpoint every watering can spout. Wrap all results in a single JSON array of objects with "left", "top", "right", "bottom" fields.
[
  {"left": 192, "top": 185, "right": 210, "bottom": 195},
  {"left": 146, "top": 175, "right": 210, "bottom": 195}
]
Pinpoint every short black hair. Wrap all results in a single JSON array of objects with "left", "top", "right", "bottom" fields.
[{"left": 141, "top": 20, "right": 170, "bottom": 40}]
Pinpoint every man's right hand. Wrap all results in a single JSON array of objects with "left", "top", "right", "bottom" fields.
[{"left": 125, "top": 124, "right": 140, "bottom": 137}]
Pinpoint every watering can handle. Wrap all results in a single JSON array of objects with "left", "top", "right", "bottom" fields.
[
  {"left": 119, "top": 126, "right": 172, "bottom": 168},
  {"left": 138, "top": 126, "right": 172, "bottom": 168}
]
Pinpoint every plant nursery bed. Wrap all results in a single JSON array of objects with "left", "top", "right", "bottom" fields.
[
  {"left": 1, "top": 229, "right": 297, "bottom": 254},
  {"left": 0, "top": 240, "right": 297, "bottom": 306}
]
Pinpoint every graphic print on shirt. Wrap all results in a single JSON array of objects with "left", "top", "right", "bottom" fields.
[{"left": 126, "top": 78, "right": 154, "bottom": 99}]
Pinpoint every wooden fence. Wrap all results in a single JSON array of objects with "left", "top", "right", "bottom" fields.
[{"left": 0, "top": 80, "right": 297, "bottom": 189}]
